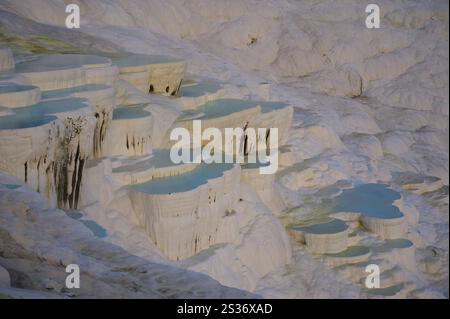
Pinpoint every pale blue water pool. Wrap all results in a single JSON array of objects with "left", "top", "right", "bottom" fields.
[
  {"left": 332, "top": 184, "right": 403, "bottom": 219},
  {"left": 0, "top": 113, "right": 56, "bottom": 129},
  {"left": 180, "top": 99, "right": 290, "bottom": 121},
  {"left": 0, "top": 184, "right": 21, "bottom": 190},
  {"left": 80, "top": 220, "right": 107, "bottom": 238},
  {"left": 16, "top": 55, "right": 110, "bottom": 72},
  {"left": 327, "top": 245, "right": 370, "bottom": 257},
  {"left": 113, "top": 54, "right": 182, "bottom": 68},
  {"left": 113, "top": 149, "right": 181, "bottom": 174},
  {"left": 365, "top": 283, "right": 404, "bottom": 296},
  {"left": 41, "top": 84, "right": 110, "bottom": 99},
  {"left": 259, "top": 101, "right": 290, "bottom": 113},
  {"left": 180, "top": 81, "right": 221, "bottom": 98},
  {"left": 131, "top": 163, "right": 234, "bottom": 195},
  {"left": 295, "top": 218, "right": 348, "bottom": 234},
  {"left": 0, "top": 98, "right": 87, "bottom": 130},
  {"left": 0, "top": 83, "right": 38, "bottom": 94},
  {"left": 240, "top": 161, "right": 271, "bottom": 170},
  {"left": 375, "top": 239, "right": 413, "bottom": 254},
  {"left": 191, "top": 99, "right": 260, "bottom": 120},
  {"left": 112, "top": 104, "right": 151, "bottom": 120}
]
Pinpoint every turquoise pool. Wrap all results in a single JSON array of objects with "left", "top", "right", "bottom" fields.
[
  {"left": 80, "top": 219, "right": 107, "bottom": 238},
  {"left": 112, "top": 104, "right": 151, "bottom": 120},
  {"left": 131, "top": 163, "right": 234, "bottom": 195},
  {"left": 41, "top": 84, "right": 110, "bottom": 99},
  {"left": 180, "top": 99, "right": 290, "bottom": 121},
  {"left": 332, "top": 184, "right": 403, "bottom": 219},
  {"left": 16, "top": 54, "right": 110, "bottom": 73},
  {"left": 296, "top": 219, "right": 348, "bottom": 234},
  {"left": 327, "top": 245, "right": 370, "bottom": 257},
  {"left": 113, "top": 149, "right": 183, "bottom": 174},
  {"left": 0, "top": 83, "right": 37, "bottom": 94},
  {"left": 113, "top": 54, "right": 182, "bottom": 68},
  {"left": 180, "top": 81, "right": 221, "bottom": 98},
  {"left": 0, "top": 97, "right": 88, "bottom": 130}
]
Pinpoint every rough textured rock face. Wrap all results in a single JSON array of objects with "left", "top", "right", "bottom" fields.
[
  {"left": 115, "top": 54, "right": 186, "bottom": 96},
  {"left": 0, "top": 54, "right": 111, "bottom": 210},
  {"left": 0, "top": 178, "right": 257, "bottom": 299},
  {"left": 54, "top": 114, "right": 96, "bottom": 210},
  {"left": 129, "top": 164, "right": 242, "bottom": 260},
  {"left": 0, "top": 98, "right": 96, "bottom": 209}
]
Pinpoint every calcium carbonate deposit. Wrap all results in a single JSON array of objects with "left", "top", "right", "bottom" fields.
[{"left": 0, "top": 0, "right": 448, "bottom": 299}]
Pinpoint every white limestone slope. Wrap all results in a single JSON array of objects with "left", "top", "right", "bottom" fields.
[
  {"left": 0, "top": 174, "right": 257, "bottom": 299},
  {"left": 1, "top": 45, "right": 294, "bottom": 297}
]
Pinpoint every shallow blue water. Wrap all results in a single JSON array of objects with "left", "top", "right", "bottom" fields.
[
  {"left": 0, "top": 184, "right": 21, "bottom": 190},
  {"left": 179, "top": 99, "right": 290, "bottom": 122},
  {"left": 296, "top": 219, "right": 348, "bottom": 234},
  {"left": 365, "top": 283, "right": 404, "bottom": 296},
  {"left": 328, "top": 245, "right": 370, "bottom": 257},
  {"left": 112, "top": 149, "right": 183, "bottom": 174},
  {"left": 131, "top": 163, "right": 234, "bottom": 194},
  {"left": 80, "top": 220, "right": 107, "bottom": 238},
  {"left": 194, "top": 99, "right": 259, "bottom": 120},
  {"left": 113, "top": 54, "right": 181, "bottom": 68},
  {"left": 0, "top": 113, "right": 56, "bottom": 130},
  {"left": 332, "top": 183, "right": 403, "bottom": 219},
  {"left": 41, "top": 84, "right": 110, "bottom": 99},
  {"left": 240, "top": 161, "right": 270, "bottom": 170},
  {"left": 180, "top": 81, "right": 221, "bottom": 98},
  {"left": 0, "top": 83, "right": 37, "bottom": 93},
  {"left": 0, "top": 98, "right": 87, "bottom": 130},
  {"left": 379, "top": 239, "right": 413, "bottom": 250},
  {"left": 113, "top": 104, "right": 151, "bottom": 120},
  {"left": 259, "top": 101, "right": 290, "bottom": 113},
  {"left": 16, "top": 55, "right": 110, "bottom": 72}
]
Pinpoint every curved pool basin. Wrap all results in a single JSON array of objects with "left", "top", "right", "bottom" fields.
[
  {"left": 131, "top": 163, "right": 234, "bottom": 195},
  {"left": 112, "top": 104, "right": 151, "bottom": 120},
  {"left": 16, "top": 54, "right": 111, "bottom": 73},
  {"left": 332, "top": 183, "right": 403, "bottom": 219},
  {"left": 0, "top": 97, "right": 88, "bottom": 130},
  {"left": 180, "top": 81, "right": 222, "bottom": 98}
]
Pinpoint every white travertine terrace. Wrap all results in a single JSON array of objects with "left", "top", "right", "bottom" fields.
[
  {"left": 331, "top": 184, "right": 409, "bottom": 240},
  {"left": 41, "top": 84, "right": 116, "bottom": 158},
  {"left": 106, "top": 103, "right": 154, "bottom": 156},
  {"left": 290, "top": 219, "right": 349, "bottom": 254},
  {"left": 325, "top": 246, "right": 371, "bottom": 267},
  {"left": 241, "top": 163, "right": 286, "bottom": 214},
  {"left": 1, "top": 48, "right": 294, "bottom": 275},
  {"left": 0, "top": 264, "right": 11, "bottom": 287},
  {"left": 0, "top": 48, "right": 14, "bottom": 72},
  {"left": 0, "top": 97, "right": 95, "bottom": 208},
  {"left": 169, "top": 99, "right": 293, "bottom": 151},
  {"left": 177, "top": 80, "right": 226, "bottom": 110},
  {"left": 0, "top": 83, "right": 41, "bottom": 108},
  {"left": 0, "top": 106, "right": 13, "bottom": 117},
  {"left": 129, "top": 163, "right": 241, "bottom": 260},
  {"left": 111, "top": 149, "right": 197, "bottom": 185},
  {"left": 15, "top": 54, "right": 116, "bottom": 90},
  {"left": 114, "top": 54, "right": 187, "bottom": 96},
  {"left": 360, "top": 215, "right": 408, "bottom": 240},
  {"left": 0, "top": 0, "right": 447, "bottom": 299},
  {"left": 373, "top": 239, "right": 417, "bottom": 276}
]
